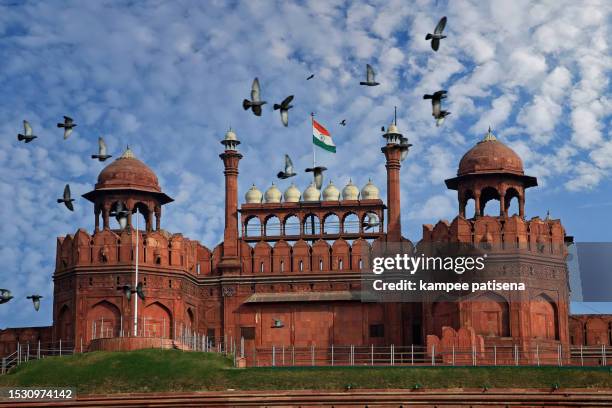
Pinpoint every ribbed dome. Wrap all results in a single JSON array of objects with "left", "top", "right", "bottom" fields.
[
  {"left": 458, "top": 129, "right": 524, "bottom": 176},
  {"left": 96, "top": 147, "right": 161, "bottom": 192},
  {"left": 264, "top": 183, "right": 282, "bottom": 203},
  {"left": 303, "top": 182, "right": 320, "bottom": 202},
  {"left": 283, "top": 183, "right": 301, "bottom": 203},
  {"left": 361, "top": 178, "right": 379, "bottom": 200},
  {"left": 245, "top": 184, "right": 262, "bottom": 203},
  {"left": 342, "top": 179, "right": 359, "bottom": 200},
  {"left": 322, "top": 181, "right": 340, "bottom": 201}
]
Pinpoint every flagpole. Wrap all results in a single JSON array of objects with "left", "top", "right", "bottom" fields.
[{"left": 311, "top": 112, "right": 316, "bottom": 168}]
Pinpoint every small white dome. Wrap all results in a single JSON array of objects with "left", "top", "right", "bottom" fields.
[
  {"left": 284, "top": 183, "right": 301, "bottom": 203},
  {"left": 224, "top": 128, "right": 238, "bottom": 141},
  {"left": 361, "top": 178, "right": 379, "bottom": 200},
  {"left": 342, "top": 179, "right": 359, "bottom": 200},
  {"left": 264, "top": 183, "right": 282, "bottom": 203},
  {"left": 387, "top": 123, "right": 400, "bottom": 135},
  {"left": 245, "top": 184, "right": 262, "bottom": 203},
  {"left": 303, "top": 182, "right": 320, "bottom": 202},
  {"left": 322, "top": 181, "right": 340, "bottom": 201}
]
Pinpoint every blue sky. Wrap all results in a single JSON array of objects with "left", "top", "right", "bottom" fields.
[{"left": 0, "top": 0, "right": 610, "bottom": 328}]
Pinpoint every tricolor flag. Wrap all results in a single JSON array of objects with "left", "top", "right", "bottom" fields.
[{"left": 312, "top": 119, "right": 336, "bottom": 153}]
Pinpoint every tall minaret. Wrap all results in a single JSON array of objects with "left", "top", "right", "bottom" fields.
[
  {"left": 381, "top": 111, "right": 410, "bottom": 242},
  {"left": 218, "top": 128, "right": 242, "bottom": 273}
]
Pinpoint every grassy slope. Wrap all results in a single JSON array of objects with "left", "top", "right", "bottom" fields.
[{"left": 0, "top": 349, "right": 611, "bottom": 394}]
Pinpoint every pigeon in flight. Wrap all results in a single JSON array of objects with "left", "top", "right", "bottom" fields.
[
  {"left": 399, "top": 136, "right": 412, "bottom": 161},
  {"left": 363, "top": 212, "right": 380, "bottom": 231},
  {"left": 273, "top": 95, "right": 294, "bottom": 127},
  {"left": 118, "top": 282, "right": 145, "bottom": 301},
  {"left": 305, "top": 166, "right": 327, "bottom": 190},
  {"left": 242, "top": 77, "right": 267, "bottom": 116},
  {"left": 57, "top": 184, "right": 75, "bottom": 211},
  {"left": 91, "top": 137, "right": 112, "bottom": 161},
  {"left": 27, "top": 295, "right": 43, "bottom": 311},
  {"left": 360, "top": 64, "right": 380, "bottom": 86},
  {"left": 339, "top": 119, "right": 347, "bottom": 126},
  {"left": 306, "top": 74, "right": 314, "bottom": 80},
  {"left": 57, "top": 116, "right": 77, "bottom": 139},
  {"left": 426, "top": 16, "right": 447, "bottom": 51},
  {"left": 424, "top": 90, "right": 450, "bottom": 126},
  {"left": 0, "top": 289, "right": 13, "bottom": 304},
  {"left": 17, "top": 120, "right": 37, "bottom": 143},
  {"left": 277, "top": 154, "right": 297, "bottom": 179}
]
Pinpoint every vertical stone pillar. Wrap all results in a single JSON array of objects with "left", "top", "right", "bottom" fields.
[
  {"left": 382, "top": 144, "right": 403, "bottom": 242},
  {"left": 219, "top": 150, "right": 242, "bottom": 264}
]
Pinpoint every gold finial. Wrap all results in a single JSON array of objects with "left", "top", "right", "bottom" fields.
[
  {"left": 120, "top": 145, "right": 135, "bottom": 159},
  {"left": 483, "top": 126, "right": 497, "bottom": 141}
]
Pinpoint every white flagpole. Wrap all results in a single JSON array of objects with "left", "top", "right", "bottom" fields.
[
  {"left": 311, "top": 112, "right": 316, "bottom": 168},
  {"left": 133, "top": 208, "right": 139, "bottom": 336}
]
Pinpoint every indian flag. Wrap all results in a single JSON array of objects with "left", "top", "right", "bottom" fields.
[{"left": 312, "top": 119, "right": 336, "bottom": 153}]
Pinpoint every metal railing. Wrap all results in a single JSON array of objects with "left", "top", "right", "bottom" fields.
[
  {"left": 238, "top": 342, "right": 612, "bottom": 368},
  {"left": 1, "top": 340, "right": 75, "bottom": 375}
]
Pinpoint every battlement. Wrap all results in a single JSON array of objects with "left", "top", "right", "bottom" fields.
[
  {"left": 422, "top": 215, "right": 567, "bottom": 256},
  {"left": 55, "top": 228, "right": 216, "bottom": 277}
]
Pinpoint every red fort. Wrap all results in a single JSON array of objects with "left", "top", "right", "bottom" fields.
[{"left": 1, "top": 125, "right": 610, "bottom": 362}]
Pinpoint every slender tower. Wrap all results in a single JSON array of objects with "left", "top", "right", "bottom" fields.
[
  {"left": 381, "top": 110, "right": 410, "bottom": 242},
  {"left": 218, "top": 128, "right": 242, "bottom": 274}
]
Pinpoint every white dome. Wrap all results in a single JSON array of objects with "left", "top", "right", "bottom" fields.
[
  {"left": 284, "top": 183, "right": 301, "bottom": 203},
  {"left": 322, "top": 181, "right": 340, "bottom": 201},
  {"left": 245, "top": 184, "right": 262, "bottom": 203},
  {"left": 342, "top": 179, "right": 359, "bottom": 200},
  {"left": 361, "top": 178, "right": 379, "bottom": 200},
  {"left": 224, "top": 128, "right": 237, "bottom": 141},
  {"left": 264, "top": 183, "right": 282, "bottom": 203},
  {"left": 303, "top": 182, "right": 320, "bottom": 202}
]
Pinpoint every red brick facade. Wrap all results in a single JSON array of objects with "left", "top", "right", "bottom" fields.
[{"left": 0, "top": 128, "right": 603, "bottom": 356}]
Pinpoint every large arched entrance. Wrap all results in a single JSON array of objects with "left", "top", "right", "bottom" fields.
[
  {"left": 143, "top": 302, "right": 172, "bottom": 338},
  {"left": 87, "top": 300, "right": 121, "bottom": 340}
]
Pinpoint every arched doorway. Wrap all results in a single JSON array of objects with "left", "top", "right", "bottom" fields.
[
  {"left": 470, "top": 292, "right": 510, "bottom": 337},
  {"left": 56, "top": 305, "right": 73, "bottom": 341},
  {"left": 432, "top": 301, "right": 459, "bottom": 337},
  {"left": 143, "top": 302, "right": 172, "bottom": 338},
  {"left": 87, "top": 300, "right": 121, "bottom": 340},
  {"left": 530, "top": 294, "right": 559, "bottom": 340}
]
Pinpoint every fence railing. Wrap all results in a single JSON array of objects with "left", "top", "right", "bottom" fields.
[
  {"left": 239, "top": 343, "right": 612, "bottom": 368},
  {"left": 1, "top": 340, "right": 75, "bottom": 375}
]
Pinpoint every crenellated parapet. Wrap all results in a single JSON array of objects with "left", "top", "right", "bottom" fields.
[
  {"left": 55, "top": 228, "right": 216, "bottom": 277},
  {"left": 422, "top": 215, "right": 567, "bottom": 256}
]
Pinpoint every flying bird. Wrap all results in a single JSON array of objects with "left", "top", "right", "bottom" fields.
[
  {"left": 57, "top": 184, "right": 75, "bottom": 211},
  {"left": 424, "top": 90, "right": 450, "bottom": 126},
  {"left": 359, "top": 64, "right": 380, "bottom": 86},
  {"left": 0, "top": 289, "right": 13, "bottom": 304},
  {"left": 277, "top": 154, "right": 297, "bottom": 179},
  {"left": 306, "top": 74, "right": 314, "bottom": 80},
  {"left": 434, "top": 110, "right": 451, "bottom": 127},
  {"left": 273, "top": 95, "right": 294, "bottom": 127},
  {"left": 57, "top": 116, "right": 77, "bottom": 139},
  {"left": 339, "top": 119, "right": 346, "bottom": 126},
  {"left": 118, "top": 282, "right": 145, "bottom": 301},
  {"left": 17, "top": 120, "right": 37, "bottom": 143},
  {"left": 363, "top": 212, "right": 380, "bottom": 231},
  {"left": 305, "top": 166, "right": 327, "bottom": 190},
  {"left": 242, "top": 77, "right": 267, "bottom": 116},
  {"left": 91, "top": 137, "right": 112, "bottom": 161},
  {"left": 426, "top": 16, "right": 447, "bottom": 51},
  {"left": 26, "top": 295, "right": 43, "bottom": 311}
]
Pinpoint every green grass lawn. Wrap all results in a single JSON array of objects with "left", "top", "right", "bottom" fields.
[{"left": 0, "top": 349, "right": 611, "bottom": 394}]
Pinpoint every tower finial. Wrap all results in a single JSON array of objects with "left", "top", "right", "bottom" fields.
[
  {"left": 394, "top": 106, "right": 397, "bottom": 126},
  {"left": 483, "top": 126, "right": 497, "bottom": 141}
]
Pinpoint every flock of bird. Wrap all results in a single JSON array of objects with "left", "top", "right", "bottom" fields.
[
  {"left": 2, "top": 16, "right": 450, "bottom": 313},
  {"left": 246, "top": 16, "right": 449, "bottom": 229}
]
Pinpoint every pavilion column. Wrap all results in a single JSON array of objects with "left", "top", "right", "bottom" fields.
[{"left": 474, "top": 191, "right": 482, "bottom": 217}]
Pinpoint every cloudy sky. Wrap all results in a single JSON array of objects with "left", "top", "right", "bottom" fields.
[{"left": 0, "top": 0, "right": 610, "bottom": 328}]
